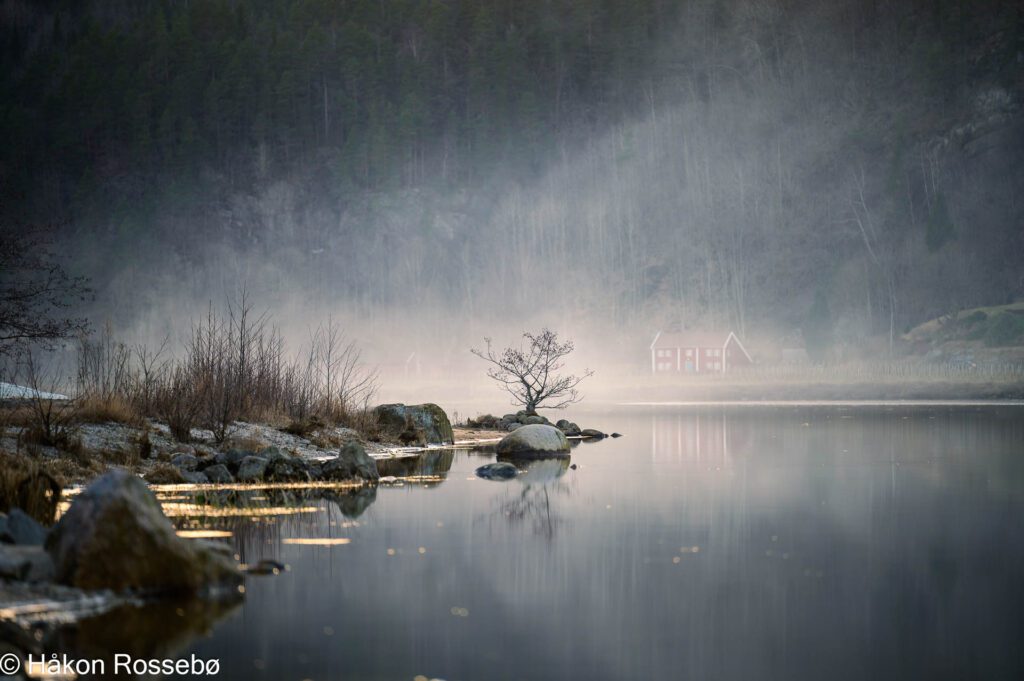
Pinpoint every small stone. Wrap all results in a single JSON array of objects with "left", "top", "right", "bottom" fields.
[
  {"left": 475, "top": 462, "right": 519, "bottom": 480},
  {"left": 203, "top": 464, "right": 234, "bottom": 484},
  {"left": 171, "top": 453, "right": 198, "bottom": 472}
]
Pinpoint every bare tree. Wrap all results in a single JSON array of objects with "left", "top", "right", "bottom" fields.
[
  {"left": 0, "top": 227, "right": 91, "bottom": 355},
  {"left": 471, "top": 329, "right": 593, "bottom": 415}
]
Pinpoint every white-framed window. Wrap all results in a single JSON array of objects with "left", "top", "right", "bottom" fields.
[
  {"left": 714, "top": 361, "right": 721, "bottom": 370},
  {"left": 706, "top": 349, "right": 713, "bottom": 356},
  {"left": 685, "top": 349, "right": 692, "bottom": 357}
]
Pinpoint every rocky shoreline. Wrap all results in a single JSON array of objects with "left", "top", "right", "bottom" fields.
[{"left": 0, "top": 401, "right": 615, "bottom": 650}]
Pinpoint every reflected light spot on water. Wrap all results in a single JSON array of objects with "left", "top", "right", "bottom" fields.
[
  {"left": 162, "top": 503, "right": 321, "bottom": 518},
  {"left": 282, "top": 538, "right": 351, "bottom": 546},
  {"left": 176, "top": 529, "right": 233, "bottom": 539},
  {"left": 387, "top": 548, "right": 396, "bottom": 556},
  {"left": 449, "top": 607, "right": 470, "bottom": 617},
  {"left": 418, "top": 547, "right": 427, "bottom": 554},
  {"left": 323, "top": 626, "right": 334, "bottom": 636},
  {"left": 672, "top": 557, "right": 681, "bottom": 564}
]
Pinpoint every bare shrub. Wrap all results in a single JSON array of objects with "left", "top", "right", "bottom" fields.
[
  {"left": 75, "top": 393, "right": 141, "bottom": 426},
  {"left": 155, "top": 365, "right": 201, "bottom": 442},
  {"left": 62, "top": 294, "right": 379, "bottom": 442},
  {"left": 15, "top": 349, "right": 79, "bottom": 451}
]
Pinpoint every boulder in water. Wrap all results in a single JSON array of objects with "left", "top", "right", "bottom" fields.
[
  {"left": 45, "top": 470, "right": 242, "bottom": 594},
  {"left": 475, "top": 462, "right": 519, "bottom": 480},
  {"left": 321, "top": 442, "right": 379, "bottom": 482},
  {"left": 373, "top": 403, "right": 454, "bottom": 445},
  {"left": 555, "top": 419, "right": 582, "bottom": 436},
  {"left": 495, "top": 424, "right": 570, "bottom": 458}
]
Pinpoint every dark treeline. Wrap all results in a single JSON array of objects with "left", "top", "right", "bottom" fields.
[
  {"left": 2, "top": 0, "right": 668, "bottom": 208},
  {"left": 1, "top": 0, "right": 1023, "bottom": 362}
]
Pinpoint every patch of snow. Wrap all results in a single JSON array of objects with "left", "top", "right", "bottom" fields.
[{"left": 0, "top": 382, "right": 69, "bottom": 401}]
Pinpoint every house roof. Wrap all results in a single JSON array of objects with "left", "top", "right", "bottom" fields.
[
  {"left": 650, "top": 330, "right": 753, "bottom": 362},
  {"left": 651, "top": 331, "right": 731, "bottom": 348}
]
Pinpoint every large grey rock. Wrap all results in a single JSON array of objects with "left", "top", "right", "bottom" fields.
[
  {"left": 215, "top": 449, "right": 252, "bottom": 470},
  {"left": 475, "top": 462, "right": 519, "bottom": 480},
  {"left": 45, "top": 470, "right": 242, "bottom": 594},
  {"left": 495, "top": 424, "right": 570, "bottom": 458},
  {"left": 0, "top": 544, "right": 54, "bottom": 581},
  {"left": 580, "top": 429, "right": 606, "bottom": 439},
  {"left": 0, "top": 509, "right": 47, "bottom": 545},
  {"left": 523, "top": 415, "right": 545, "bottom": 425},
  {"left": 373, "top": 403, "right": 454, "bottom": 445},
  {"left": 321, "top": 442, "right": 379, "bottom": 482},
  {"left": 170, "top": 453, "right": 198, "bottom": 472},
  {"left": 203, "top": 464, "right": 234, "bottom": 484},
  {"left": 236, "top": 456, "right": 269, "bottom": 482},
  {"left": 265, "top": 452, "right": 311, "bottom": 482},
  {"left": 506, "top": 422, "right": 523, "bottom": 431}
]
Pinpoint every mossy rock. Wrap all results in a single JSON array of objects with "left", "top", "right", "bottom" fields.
[{"left": 373, "top": 403, "right": 454, "bottom": 445}]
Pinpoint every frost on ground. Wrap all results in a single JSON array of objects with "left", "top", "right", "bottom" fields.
[{"left": 1, "top": 416, "right": 492, "bottom": 484}]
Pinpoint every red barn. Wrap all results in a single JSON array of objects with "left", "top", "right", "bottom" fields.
[{"left": 649, "top": 331, "right": 753, "bottom": 374}]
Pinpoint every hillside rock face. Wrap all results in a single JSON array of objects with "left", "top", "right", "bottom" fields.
[
  {"left": 495, "top": 424, "right": 570, "bottom": 458},
  {"left": 373, "top": 403, "right": 454, "bottom": 446},
  {"left": 45, "top": 470, "right": 242, "bottom": 595}
]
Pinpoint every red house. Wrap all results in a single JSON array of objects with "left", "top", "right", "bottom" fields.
[{"left": 649, "top": 331, "right": 753, "bottom": 374}]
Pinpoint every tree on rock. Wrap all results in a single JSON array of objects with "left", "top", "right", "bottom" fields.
[{"left": 471, "top": 329, "right": 593, "bottom": 415}]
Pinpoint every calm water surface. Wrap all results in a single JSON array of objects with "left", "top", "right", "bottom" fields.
[{"left": 84, "top": 407, "right": 1024, "bottom": 679}]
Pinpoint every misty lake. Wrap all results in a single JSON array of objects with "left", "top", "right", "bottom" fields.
[{"left": 62, "top": 404, "right": 1024, "bottom": 680}]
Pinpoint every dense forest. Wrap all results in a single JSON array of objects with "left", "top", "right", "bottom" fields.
[{"left": 2, "top": 0, "right": 1023, "bottom": 364}]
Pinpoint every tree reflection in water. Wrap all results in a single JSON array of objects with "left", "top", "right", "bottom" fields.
[{"left": 492, "top": 457, "right": 573, "bottom": 540}]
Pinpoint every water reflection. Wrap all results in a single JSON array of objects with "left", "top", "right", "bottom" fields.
[
  {"left": 377, "top": 449, "right": 455, "bottom": 481},
  {"left": 0, "top": 596, "right": 241, "bottom": 679},
  {"left": 4, "top": 406, "right": 1022, "bottom": 680},
  {"left": 493, "top": 458, "right": 573, "bottom": 539}
]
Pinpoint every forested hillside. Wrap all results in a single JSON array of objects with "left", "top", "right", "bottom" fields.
[{"left": 2, "top": 0, "right": 1023, "bottom": 360}]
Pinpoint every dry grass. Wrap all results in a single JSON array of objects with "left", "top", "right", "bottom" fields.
[
  {"left": 0, "top": 450, "right": 65, "bottom": 525},
  {"left": 74, "top": 393, "right": 143, "bottom": 427},
  {"left": 98, "top": 446, "right": 141, "bottom": 468},
  {"left": 0, "top": 405, "right": 37, "bottom": 430}
]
